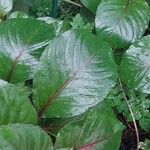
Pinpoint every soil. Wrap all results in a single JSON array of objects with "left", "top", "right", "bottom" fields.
[{"left": 118, "top": 113, "right": 150, "bottom": 150}]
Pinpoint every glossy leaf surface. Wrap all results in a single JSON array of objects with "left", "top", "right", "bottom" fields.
[
  {"left": 0, "top": 0, "right": 13, "bottom": 17},
  {"left": 0, "top": 80, "right": 37, "bottom": 125},
  {"left": 55, "top": 103, "right": 124, "bottom": 150},
  {"left": 119, "top": 35, "right": 150, "bottom": 94},
  {"left": 0, "top": 124, "right": 53, "bottom": 150},
  {"left": 0, "top": 18, "right": 55, "bottom": 83},
  {"left": 33, "top": 30, "right": 118, "bottom": 118},
  {"left": 95, "top": 0, "right": 150, "bottom": 48}
]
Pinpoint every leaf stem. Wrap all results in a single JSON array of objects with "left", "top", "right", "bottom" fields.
[
  {"left": 118, "top": 78, "right": 140, "bottom": 150},
  {"left": 50, "top": 0, "right": 58, "bottom": 17},
  {"left": 63, "top": 0, "right": 82, "bottom": 8}
]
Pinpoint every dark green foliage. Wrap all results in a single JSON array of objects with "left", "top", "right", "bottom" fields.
[
  {"left": 106, "top": 85, "right": 150, "bottom": 131},
  {"left": 0, "top": 0, "right": 149, "bottom": 149}
]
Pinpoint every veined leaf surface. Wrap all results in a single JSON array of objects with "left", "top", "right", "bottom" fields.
[
  {"left": 95, "top": 0, "right": 150, "bottom": 48},
  {"left": 0, "top": 0, "right": 13, "bottom": 17},
  {"left": 0, "top": 18, "right": 55, "bottom": 83},
  {"left": 0, "top": 124, "right": 53, "bottom": 150},
  {"left": 119, "top": 35, "right": 150, "bottom": 94},
  {"left": 55, "top": 103, "right": 124, "bottom": 150},
  {"left": 0, "top": 79, "right": 37, "bottom": 125},
  {"left": 33, "top": 30, "right": 118, "bottom": 118}
]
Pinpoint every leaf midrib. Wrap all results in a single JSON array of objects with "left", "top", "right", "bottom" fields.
[
  {"left": 6, "top": 50, "right": 24, "bottom": 82},
  {"left": 76, "top": 137, "right": 107, "bottom": 150},
  {"left": 38, "top": 55, "right": 95, "bottom": 118},
  {"left": 110, "top": 0, "right": 134, "bottom": 33}
]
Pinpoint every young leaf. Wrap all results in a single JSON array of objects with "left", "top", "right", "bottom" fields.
[
  {"left": 81, "top": 0, "right": 101, "bottom": 13},
  {"left": 0, "top": 124, "right": 53, "bottom": 150},
  {"left": 71, "top": 14, "right": 93, "bottom": 31},
  {"left": 33, "top": 30, "right": 118, "bottom": 118},
  {"left": 0, "top": 0, "right": 13, "bottom": 17},
  {"left": 119, "top": 35, "right": 150, "bottom": 94},
  {"left": 0, "top": 18, "right": 55, "bottom": 83},
  {"left": 95, "top": 0, "right": 150, "bottom": 48},
  {"left": 55, "top": 103, "right": 124, "bottom": 150},
  {"left": 0, "top": 79, "right": 37, "bottom": 125}
]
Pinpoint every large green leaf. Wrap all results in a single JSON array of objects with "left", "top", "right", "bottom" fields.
[
  {"left": 0, "top": 0, "right": 13, "bottom": 17},
  {"left": 81, "top": 0, "right": 101, "bottom": 13},
  {"left": 0, "top": 124, "right": 53, "bottom": 150},
  {"left": 0, "top": 18, "right": 55, "bottom": 83},
  {"left": 95, "top": 0, "right": 150, "bottom": 48},
  {"left": 33, "top": 30, "right": 118, "bottom": 118},
  {"left": 119, "top": 35, "right": 150, "bottom": 94},
  {"left": 0, "top": 79, "right": 37, "bottom": 125},
  {"left": 55, "top": 103, "right": 124, "bottom": 150}
]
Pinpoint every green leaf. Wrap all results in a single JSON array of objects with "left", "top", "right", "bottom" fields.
[
  {"left": 81, "top": 0, "right": 101, "bottom": 13},
  {"left": 146, "top": 0, "right": 150, "bottom": 6},
  {"left": 0, "top": 18, "right": 55, "bottom": 83},
  {"left": 140, "top": 139, "right": 150, "bottom": 150},
  {"left": 139, "top": 113, "right": 150, "bottom": 131},
  {"left": 0, "top": 79, "right": 37, "bottom": 126},
  {"left": 37, "top": 17, "right": 57, "bottom": 24},
  {"left": 33, "top": 30, "right": 118, "bottom": 118},
  {"left": 119, "top": 35, "right": 150, "bottom": 94},
  {"left": 37, "top": 17, "right": 71, "bottom": 36},
  {"left": 95, "top": 0, "right": 150, "bottom": 48},
  {"left": 0, "top": 124, "right": 53, "bottom": 150},
  {"left": 8, "top": 11, "right": 28, "bottom": 19},
  {"left": 0, "top": 0, "right": 13, "bottom": 17},
  {"left": 55, "top": 103, "right": 124, "bottom": 150},
  {"left": 71, "top": 14, "right": 93, "bottom": 31},
  {"left": 54, "top": 19, "right": 71, "bottom": 36}
]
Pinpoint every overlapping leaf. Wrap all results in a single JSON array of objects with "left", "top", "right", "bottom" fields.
[
  {"left": 95, "top": 0, "right": 150, "bottom": 48},
  {"left": 0, "top": 18, "right": 55, "bottom": 83},
  {"left": 0, "top": 79, "right": 37, "bottom": 125},
  {"left": 0, "top": 124, "right": 53, "bottom": 150},
  {"left": 33, "top": 30, "right": 118, "bottom": 118},
  {"left": 119, "top": 35, "right": 150, "bottom": 94},
  {"left": 0, "top": 0, "right": 13, "bottom": 17},
  {"left": 55, "top": 103, "right": 124, "bottom": 150},
  {"left": 81, "top": 0, "right": 101, "bottom": 13},
  {"left": 8, "top": 11, "right": 28, "bottom": 19}
]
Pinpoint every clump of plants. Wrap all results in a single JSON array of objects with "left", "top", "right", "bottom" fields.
[{"left": 0, "top": 0, "right": 149, "bottom": 150}]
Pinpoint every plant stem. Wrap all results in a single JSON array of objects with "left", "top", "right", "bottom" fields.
[
  {"left": 50, "top": 0, "right": 58, "bottom": 17},
  {"left": 118, "top": 78, "right": 140, "bottom": 150},
  {"left": 63, "top": 0, "right": 82, "bottom": 7}
]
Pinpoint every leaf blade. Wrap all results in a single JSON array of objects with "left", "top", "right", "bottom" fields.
[
  {"left": 0, "top": 124, "right": 53, "bottom": 150},
  {"left": 55, "top": 103, "right": 124, "bottom": 150},
  {"left": 0, "top": 79, "right": 37, "bottom": 125},
  {"left": 33, "top": 30, "right": 118, "bottom": 118},
  {"left": 119, "top": 35, "right": 150, "bottom": 93},
  {"left": 0, "top": 18, "right": 55, "bottom": 83},
  {"left": 95, "top": 0, "right": 150, "bottom": 48},
  {"left": 0, "top": 0, "right": 13, "bottom": 17}
]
